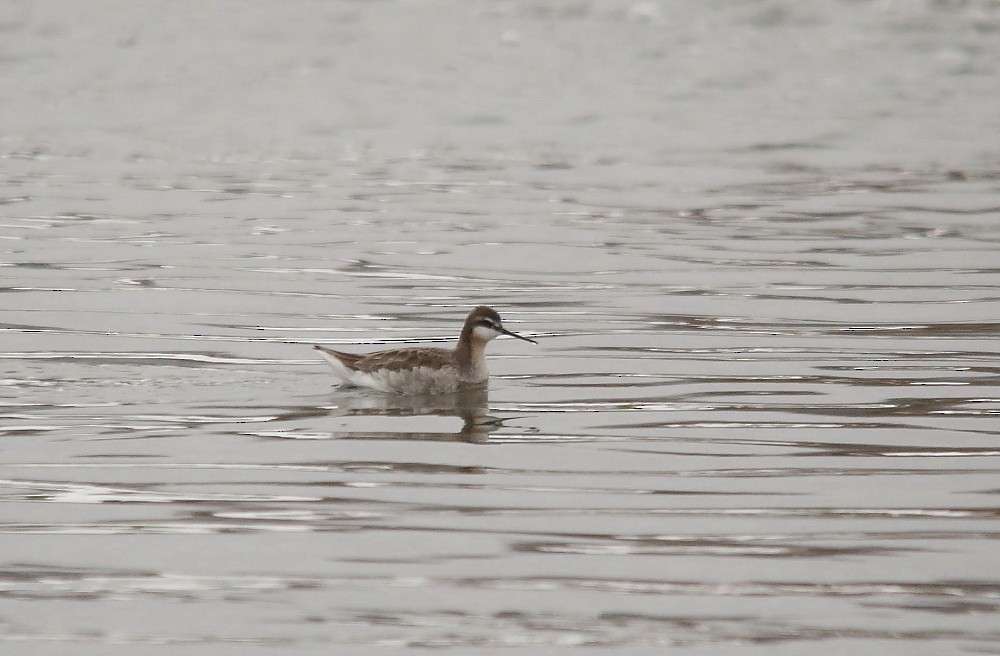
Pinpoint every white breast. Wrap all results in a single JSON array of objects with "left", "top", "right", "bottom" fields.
[{"left": 373, "top": 364, "right": 481, "bottom": 395}]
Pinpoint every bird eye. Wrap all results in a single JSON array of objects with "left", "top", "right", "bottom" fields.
[{"left": 477, "top": 319, "right": 498, "bottom": 329}]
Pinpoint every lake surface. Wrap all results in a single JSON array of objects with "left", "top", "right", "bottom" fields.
[{"left": 2, "top": 1, "right": 999, "bottom": 653}]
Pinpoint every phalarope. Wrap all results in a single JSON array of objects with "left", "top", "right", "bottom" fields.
[{"left": 314, "top": 306, "right": 537, "bottom": 394}]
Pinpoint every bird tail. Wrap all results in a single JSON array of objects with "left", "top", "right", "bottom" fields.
[{"left": 313, "top": 345, "right": 360, "bottom": 386}]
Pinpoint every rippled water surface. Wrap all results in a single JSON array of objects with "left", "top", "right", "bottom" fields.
[{"left": 3, "top": 1, "right": 1000, "bottom": 653}]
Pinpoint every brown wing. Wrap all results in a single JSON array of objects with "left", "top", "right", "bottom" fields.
[{"left": 352, "top": 347, "right": 455, "bottom": 373}]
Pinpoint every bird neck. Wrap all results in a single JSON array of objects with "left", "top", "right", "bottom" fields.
[{"left": 455, "top": 328, "right": 488, "bottom": 369}]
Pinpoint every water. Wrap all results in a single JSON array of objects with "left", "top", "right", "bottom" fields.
[{"left": 2, "top": 1, "right": 1000, "bottom": 653}]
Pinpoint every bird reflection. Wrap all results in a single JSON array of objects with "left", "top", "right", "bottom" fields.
[{"left": 330, "top": 385, "right": 499, "bottom": 443}]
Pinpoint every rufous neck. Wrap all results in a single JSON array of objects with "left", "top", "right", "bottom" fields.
[{"left": 455, "top": 328, "right": 487, "bottom": 368}]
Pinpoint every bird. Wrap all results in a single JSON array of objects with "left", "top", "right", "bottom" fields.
[{"left": 313, "top": 306, "right": 537, "bottom": 394}]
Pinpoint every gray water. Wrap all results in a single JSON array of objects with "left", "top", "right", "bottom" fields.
[{"left": 3, "top": 1, "right": 1000, "bottom": 653}]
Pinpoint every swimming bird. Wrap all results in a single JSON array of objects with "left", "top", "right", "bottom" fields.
[{"left": 314, "top": 306, "right": 537, "bottom": 394}]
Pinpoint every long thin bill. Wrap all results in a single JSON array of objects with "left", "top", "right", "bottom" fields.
[{"left": 501, "top": 328, "right": 538, "bottom": 344}]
